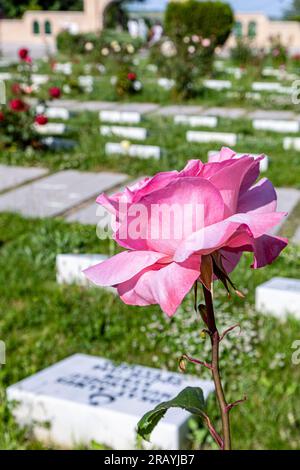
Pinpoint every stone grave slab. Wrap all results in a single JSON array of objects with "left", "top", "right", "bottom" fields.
[
  {"left": 0, "top": 165, "right": 48, "bottom": 193},
  {"left": 187, "top": 131, "right": 237, "bottom": 146},
  {"left": 207, "top": 151, "right": 268, "bottom": 172},
  {"left": 72, "top": 101, "right": 117, "bottom": 112},
  {"left": 202, "top": 107, "right": 246, "bottom": 119},
  {"left": 100, "top": 125, "right": 147, "bottom": 141},
  {"left": 42, "top": 137, "right": 77, "bottom": 151},
  {"left": 66, "top": 177, "right": 145, "bottom": 226},
  {"left": 248, "top": 110, "right": 296, "bottom": 120},
  {"left": 0, "top": 170, "right": 128, "bottom": 218},
  {"left": 174, "top": 115, "right": 217, "bottom": 128},
  {"left": 106, "top": 143, "right": 160, "bottom": 159},
  {"left": 253, "top": 119, "right": 299, "bottom": 133},
  {"left": 117, "top": 103, "right": 159, "bottom": 114},
  {"left": 255, "top": 277, "right": 300, "bottom": 319},
  {"left": 7, "top": 353, "right": 214, "bottom": 450},
  {"left": 153, "top": 105, "right": 203, "bottom": 117},
  {"left": 100, "top": 110, "right": 141, "bottom": 124},
  {"left": 56, "top": 254, "right": 110, "bottom": 288}
]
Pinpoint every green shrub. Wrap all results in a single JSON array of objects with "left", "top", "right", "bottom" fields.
[
  {"left": 165, "top": 0, "right": 234, "bottom": 46},
  {"left": 155, "top": 0, "right": 234, "bottom": 98}
]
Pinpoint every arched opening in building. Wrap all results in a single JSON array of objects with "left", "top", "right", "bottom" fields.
[
  {"left": 45, "top": 20, "right": 52, "bottom": 35},
  {"left": 33, "top": 20, "right": 40, "bottom": 35},
  {"left": 234, "top": 21, "right": 243, "bottom": 38},
  {"left": 248, "top": 21, "right": 257, "bottom": 39}
]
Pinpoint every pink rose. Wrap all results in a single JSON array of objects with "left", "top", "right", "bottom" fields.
[{"left": 84, "top": 148, "right": 288, "bottom": 317}]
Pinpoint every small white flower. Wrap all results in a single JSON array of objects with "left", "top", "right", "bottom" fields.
[
  {"left": 101, "top": 48, "right": 109, "bottom": 56},
  {"left": 202, "top": 38, "right": 211, "bottom": 47},
  {"left": 127, "top": 44, "right": 135, "bottom": 54},
  {"left": 188, "top": 45, "right": 196, "bottom": 54},
  {"left": 63, "top": 84, "right": 71, "bottom": 94},
  {"left": 160, "top": 40, "right": 177, "bottom": 58},
  {"left": 85, "top": 41, "right": 94, "bottom": 51},
  {"left": 183, "top": 36, "right": 190, "bottom": 44},
  {"left": 110, "top": 76, "right": 117, "bottom": 85},
  {"left": 133, "top": 80, "right": 142, "bottom": 91}
]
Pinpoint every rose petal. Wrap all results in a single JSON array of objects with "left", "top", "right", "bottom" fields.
[
  {"left": 118, "top": 256, "right": 201, "bottom": 317},
  {"left": 83, "top": 250, "right": 166, "bottom": 286}
]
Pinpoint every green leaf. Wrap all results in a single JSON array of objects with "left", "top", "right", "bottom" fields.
[{"left": 137, "top": 386, "right": 206, "bottom": 442}]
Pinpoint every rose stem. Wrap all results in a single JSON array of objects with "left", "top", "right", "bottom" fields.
[{"left": 202, "top": 284, "right": 232, "bottom": 451}]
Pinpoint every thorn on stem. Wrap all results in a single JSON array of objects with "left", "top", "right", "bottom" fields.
[
  {"left": 226, "top": 396, "right": 247, "bottom": 413},
  {"left": 180, "top": 354, "right": 213, "bottom": 370},
  {"left": 219, "top": 323, "right": 241, "bottom": 342}
]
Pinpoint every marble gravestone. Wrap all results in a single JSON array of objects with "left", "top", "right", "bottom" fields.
[
  {"left": 100, "top": 125, "right": 147, "bottom": 141},
  {"left": 187, "top": 131, "right": 237, "bottom": 146},
  {"left": 255, "top": 277, "right": 300, "bottom": 319},
  {"left": 7, "top": 354, "right": 214, "bottom": 450},
  {"left": 56, "top": 254, "right": 109, "bottom": 287}
]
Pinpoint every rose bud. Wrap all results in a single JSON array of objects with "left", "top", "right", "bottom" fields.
[
  {"left": 49, "top": 87, "right": 61, "bottom": 99},
  {"left": 35, "top": 114, "right": 48, "bottom": 125}
]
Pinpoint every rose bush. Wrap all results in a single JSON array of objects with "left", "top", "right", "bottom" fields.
[{"left": 84, "top": 148, "right": 287, "bottom": 317}]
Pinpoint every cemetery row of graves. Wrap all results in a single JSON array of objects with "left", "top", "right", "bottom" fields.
[{"left": 1, "top": 55, "right": 300, "bottom": 110}]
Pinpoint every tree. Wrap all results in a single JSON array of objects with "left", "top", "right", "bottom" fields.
[
  {"left": 285, "top": 0, "right": 300, "bottom": 20},
  {"left": 1, "top": 1, "right": 83, "bottom": 18}
]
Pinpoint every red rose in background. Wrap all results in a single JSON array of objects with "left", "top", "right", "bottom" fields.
[
  {"left": 49, "top": 87, "right": 61, "bottom": 99},
  {"left": 35, "top": 115, "right": 48, "bottom": 125},
  {"left": 18, "top": 48, "right": 29, "bottom": 60},
  {"left": 9, "top": 99, "right": 28, "bottom": 112},
  {"left": 0, "top": 111, "right": 5, "bottom": 122},
  {"left": 11, "top": 83, "right": 22, "bottom": 95},
  {"left": 127, "top": 73, "right": 137, "bottom": 81}
]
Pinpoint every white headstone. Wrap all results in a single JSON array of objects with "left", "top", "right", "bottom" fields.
[
  {"left": 283, "top": 137, "right": 300, "bottom": 151},
  {"left": 207, "top": 151, "right": 268, "bottom": 172},
  {"left": 7, "top": 354, "right": 214, "bottom": 450},
  {"left": 99, "top": 111, "right": 141, "bottom": 124},
  {"left": 32, "top": 74, "right": 49, "bottom": 86},
  {"left": 53, "top": 63, "right": 72, "bottom": 75},
  {"left": 45, "top": 108, "right": 70, "bottom": 120},
  {"left": 255, "top": 277, "right": 300, "bottom": 319},
  {"left": 56, "top": 254, "right": 109, "bottom": 287},
  {"left": 100, "top": 126, "right": 147, "bottom": 141},
  {"left": 157, "top": 78, "right": 175, "bottom": 90},
  {"left": 252, "top": 82, "right": 281, "bottom": 92},
  {"left": 253, "top": 119, "right": 299, "bottom": 133},
  {"left": 174, "top": 115, "right": 217, "bottom": 128},
  {"left": 34, "top": 123, "right": 66, "bottom": 135},
  {"left": 187, "top": 131, "right": 237, "bottom": 146},
  {"left": 106, "top": 143, "right": 160, "bottom": 160},
  {"left": 203, "top": 79, "right": 232, "bottom": 91},
  {"left": 0, "top": 72, "right": 13, "bottom": 80}
]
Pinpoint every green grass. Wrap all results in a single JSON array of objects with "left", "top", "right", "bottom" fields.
[
  {"left": 0, "top": 212, "right": 299, "bottom": 450},
  {"left": 1, "top": 113, "right": 300, "bottom": 189}
]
